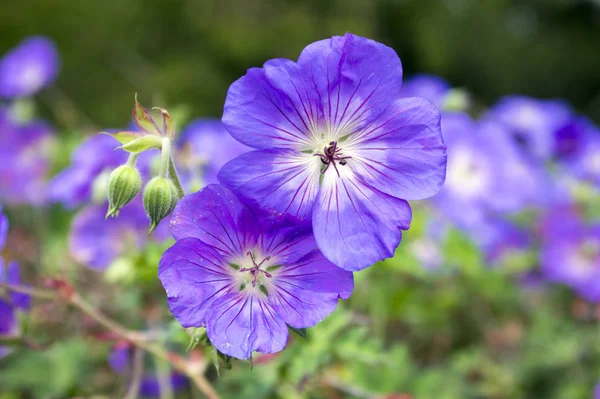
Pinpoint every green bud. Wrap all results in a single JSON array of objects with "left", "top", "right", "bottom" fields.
[
  {"left": 143, "top": 177, "right": 178, "bottom": 233},
  {"left": 106, "top": 165, "right": 142, "bottom": 218}
]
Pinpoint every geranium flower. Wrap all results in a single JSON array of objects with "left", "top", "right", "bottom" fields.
[
  {"left": 484, "top": 95, "right": 571, "bottom": 160},
  {"left": 0, "top": 109, "right": 54, "bottom": 206},
  {"left": 159, "top": 184, "right": 353, "bottom": 359},
  {"left": 541, "top": 214, "right": 600, "bottom": 303},
  {"left": 218, "top": 33, "right": 447, "bottom": 271},
  {"left": 0, "top": 36, "right": 60, "bottom": 99},
  {"left": 398, "top": 74, "right": 451, "bottom": 109}
]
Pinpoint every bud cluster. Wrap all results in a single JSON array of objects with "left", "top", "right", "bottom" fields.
[{"left": 102, "top": 96, "right": 184, "bottom": 233}]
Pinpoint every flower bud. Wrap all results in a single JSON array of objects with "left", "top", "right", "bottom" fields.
[
  {"left": 143, "top": 177, "right": 178, "bottom": 233},
  {"left": 106, "top": 165, "right": 142, "bottom": 218}
]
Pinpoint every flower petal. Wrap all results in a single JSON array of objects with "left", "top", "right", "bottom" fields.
[
  {"left": 347, "top": 97, "right": 446, "bottom": 200},
  {"left": 170, "top": 184, "right": 261, "bottom": 256},
  {"left": 218, "top": 149, "right": 320, "bottom": 219},
  {"left": 297, "top": 33, "right": 403, "bottom": 135},
  {"left": 206, "top": 292, "right": 288, "bottom": 359},
  {"left": 223, "top": 58, "right": 318, "bottom": 149},
  {"left": 0, "top": 299, "right": 16, "bottom": 336},
  {"left": 159, "top": 237, "right": 233, "bottom": 328},
  {"left": 269, "top": 249, "right": 353, "bottom": 328},
  {"left": 0, "top": 205, "right": 8, "bottom": 251},
  {"left": 312, "top": 169, "right": 412, "bottom": 271}
]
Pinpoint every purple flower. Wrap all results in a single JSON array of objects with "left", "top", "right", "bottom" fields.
[
  {"left": 485, "top": 96, "right": 571, "bottom": 160},
  {"left": 541, "top": 215, "right": 600, "bottom": 303},
  {"left": 218, "top": 33, "right": 447, "bottom": 271},
  {"left": 594, "top": 382, "right": 600, "bottom": 399},
  {"left": 109, "top": 343, "right": 188, "bottom": 397},
  {"left": 48, "top": 134, "right": 131, "bottom": 208},
  {"left": 0, "top": 36, "right": 60, "bottom": 99},
  {"left": 433, "top": 112, "right": 545, "bottom": 231},
  {"left": 561, "top": 126, "right": 600, "bottom": 187},
  {"left": 398, "top": 74, "right": 450, "bottom": 108},
  {"left": 159, "top": 184, "right": 353, "bottom": 359},
  {"left": 175, "top": 119, "right": 250, "bottom": 191},
  {"left": 69, "top": 201, "right": 169, "bottom": 271},
  {"left": 0, "top": 109, "right": 54, "bottom": 206}
]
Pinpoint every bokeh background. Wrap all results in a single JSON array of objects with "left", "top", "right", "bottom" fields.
[{"left": 1, "top": 0, "right": 600, "bottom": 398}]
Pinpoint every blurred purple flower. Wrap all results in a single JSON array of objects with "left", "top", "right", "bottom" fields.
[
  {"left": 159, "top": 184, "right": 353, "bottom": 359},
  {"left": 0, "top": 207, "right": 30, "bottom": 357},
  {"left": 398, "top": 74, "right": 450, "bottom": 108},
  {"left": 0, "top": 36, "right": 60, "bottom": 99},
  {"left": 68, "top": 202, "right": 166, "bottom": 271},
  {"left": 433, "top": 113, "right": 546, "bottom": 232},
  {"left": 595, "top": 383, "right": 600, "bottom": 399},
  {"left": 219, "top": 33, "right": 447, "bottom": 271},
  {"left": 541, "top": 214, "right": 600, "bottom": 303},
  {"left": 48, "top": 134, "right": 133, "bottom": 208},
  {"left": 561, "top": 126, "right": 600, "bottom": 187},
  {"left": 485, "top": 95, "right": 571, "bottom": 160},
  {"left": 0, "top": 109, "right": 54, "bottom": 206},
  {"left": 109, "top": 343, "right": 188, "bottom": 397},
  {"left": 175, "top": 119, "right": 250, "bottom": 192}
]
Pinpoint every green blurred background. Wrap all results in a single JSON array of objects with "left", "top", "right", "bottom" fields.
[{"left": 2, "top": 0, "right": 600, "bottom": 129}]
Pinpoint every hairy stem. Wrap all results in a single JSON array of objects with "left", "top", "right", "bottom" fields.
[{"left": 168, "top": 157, "right": 185, "bottom": 198}]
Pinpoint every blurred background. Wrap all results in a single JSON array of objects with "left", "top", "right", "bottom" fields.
[{"left": 1, "top": 0, "right": 600, "bottom": 398}]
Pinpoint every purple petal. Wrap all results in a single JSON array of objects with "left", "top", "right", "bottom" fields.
[
  {"left": 68, "top": 203, "right": 149, "bottom": 271},
  {"left": 206, "top": 292, "right": 288, "bottom": 359},
  {"left": 0, "top": 299, "right": 16, "bottom": 336},
  {"left": 218, "top": 149, "right": 320, "bottom": 219},
  {"left": 398, "top": 74, "right": 450, "bottom": 108},
  {"left": 158, "top": 238, "right": 233, "bottom": 328},
  {"left": 170, "top": 184, "right": 261, "bottom": 256},
  {"left": 108, "top": 345, "right": 130, "bottom": 373},
  {"left": 312, "top": 172, "right": 412, "bottom": 271},
  {"left": 0, "top": 205, "right": 8, "bottom": 251},
  {"left": 347, "top": 97, "right": 446, "bottom": 200},
  {"left": 270, "top": 249, "right": 353, "bottom": 328},
  {"left": 0, "top": 36, "right": 60, "bottom": 98},
  {"left": 5, "top": 262, "right": 30, "bottom": 310},
  {"left": 175, "top": 119, "right": 251, "bottom": 187},
  {"left": 140, "top": 373, "right": 188, "bottom": 397},
  {"left": 297, "top": 33, "right": 403, "bottom": 134}
]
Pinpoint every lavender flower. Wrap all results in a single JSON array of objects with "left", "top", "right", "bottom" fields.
[
  {"left": 541, "top": 213, "right": 600, "bottom": 303},
  {"left": 0, "top": 109, "right": 54, "bottom": 205},
  {"left": 0, "top": 36, "right": 60, "bottom": 99},
  {"left": 159, "top": 184, "right": 353, "bottom": 359},
  {"left": 175, "top": 119, "right": 250, "bottom": 192},
  {"left": 218, "top": 33, "right": 447, "bottom": 271},
  {"left": 485, "top": 96, "right": 571, "bottom": 160}
]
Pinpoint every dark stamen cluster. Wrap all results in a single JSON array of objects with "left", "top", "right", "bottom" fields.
[
  {"left": 239, "top": 251, "right": 272, "bottom": 287},
  {"left": 314, "top": 141, "right": 351, "bottom": 177}
]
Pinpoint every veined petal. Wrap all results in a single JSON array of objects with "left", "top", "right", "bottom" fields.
[
  {"left": 159, "top": 238, "right": 234, "bottom": 328},
  {"left": 218, "top": 149, "right": 320, "bottom": 219},
  {"left": 206, "top": 292, "right": 288, "bottom": 359},
  {"left": 297, "top": 33, "right": 403, "bottom": 137},
  {"left": 269, "top": 249, "right": 353, "bottom": 328},
  {"left": 313, "top": 168, "right": 412, "bottom": 271},
  {"left": 170, "top": 184, "right": 261, "bottom": 256},
  {"left": 223, "top": 59, "right": 318, "bottom": 150},
  {"left": 346, "top": 97, "right": 446, "bottom": 200}
]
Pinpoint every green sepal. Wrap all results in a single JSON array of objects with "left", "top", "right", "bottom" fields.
[
  {"left": 101, "top": 131, "right": 142, "bottom": 145},
  {"left": 133, "top": 93, "right": 161, "bottom": 136},
  {"left": 153, "top": 107, "right": 175, "bottom": 138},
  {"left": 120, "top": 135, "right": 162, "bottom": 154},
  {"left": 288, "top": 325, "right": 308, "bottom": 339}
]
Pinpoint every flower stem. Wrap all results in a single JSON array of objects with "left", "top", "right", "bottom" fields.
[
  {"left": 159, "top": 137, "right": 171, "bottom": 178},
  {"left": 0, "top": 283, "right": 220, "bottom": 399},
  {"left": 168, "top": 157, "right": 185, "bottom": 198},
  {"left": 126, "top": 152, "right": 139, "bottom": 167}
]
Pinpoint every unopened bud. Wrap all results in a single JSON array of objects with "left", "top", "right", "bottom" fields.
[
  {"left": 106, "top": 165, "right": 142, "bottom": 218},
  {"left": 143, "top": 177, "right": 178, "bottom": 233}
]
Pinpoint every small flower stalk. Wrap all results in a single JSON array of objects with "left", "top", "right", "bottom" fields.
[{"left": 102, "top": 95, "right": 184, "bottom": 232}]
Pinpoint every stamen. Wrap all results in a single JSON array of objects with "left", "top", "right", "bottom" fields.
[
  {"left": 312, "top": 141, "right": 351, "bottom": 177},
  {"left": 240, "top": 251, "right": 273, "bottom": 287}
]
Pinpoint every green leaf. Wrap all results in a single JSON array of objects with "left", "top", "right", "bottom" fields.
[
  {"left": 120, "top": 134, "right": 162, "bottom": 153},
  {"left": 288, "top": 325, "right": 308, "bottom": 339},
  {"left": 101, "top": 131, "right": 142, "bottom": 145},
  {"left": 133, "top": 93, "right": 161, "bottom": 136}
]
